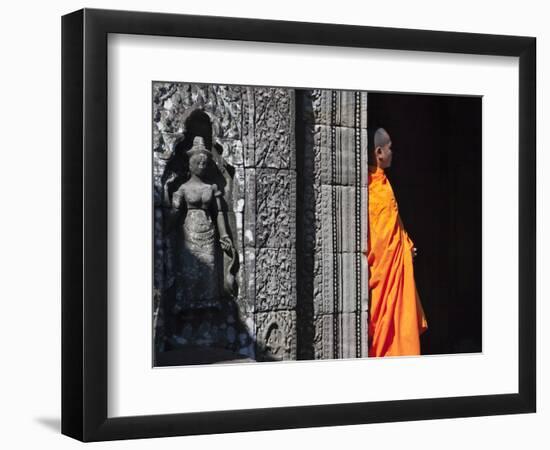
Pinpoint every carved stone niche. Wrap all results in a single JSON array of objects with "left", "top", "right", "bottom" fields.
[
  {"left": 164, "top": 110, "right": 240, "bottom": 310},
  {"left": 153, "top": 83, "right": 254, "bottom": 360}
]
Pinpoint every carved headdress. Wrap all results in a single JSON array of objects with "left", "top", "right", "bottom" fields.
[{"left": 187, "top": 136, "right": 212, "bottom": 157}]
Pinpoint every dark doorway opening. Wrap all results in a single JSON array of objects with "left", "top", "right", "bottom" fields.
[{"left": 367, "top": 92, "right": 482, "bottom": 355}]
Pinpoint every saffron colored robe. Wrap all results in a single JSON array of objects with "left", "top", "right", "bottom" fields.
[{"left": 365, "top": 165, "right": 428, "bottom": 357}]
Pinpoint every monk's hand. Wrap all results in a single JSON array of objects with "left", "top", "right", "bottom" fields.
[{"left": 412, "top": 247, "right": 418, "bottom": 258}]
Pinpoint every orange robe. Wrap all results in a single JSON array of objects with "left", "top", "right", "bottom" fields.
[{"left": 365, "top": 165, "right": 428, "bottom": 357}]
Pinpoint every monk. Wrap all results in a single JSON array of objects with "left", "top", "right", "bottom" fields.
[{"left": 365, "top": 128, "right": 428, "bottom": 357}]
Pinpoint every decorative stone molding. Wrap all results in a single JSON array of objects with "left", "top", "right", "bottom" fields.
[
  {"left": 298, "top": 89, "right": 368, "bottom": 359},
  {"left": 254, "top": 88, "right": 296, "bottom": 169},
  {"left": 255, "top": 247, "right": 297, "bottom": 312},
  {"left": 255, "top": 311, "right": 297, "bottom": 361},
  {"left": 313, "top": 312, "right": 369, "bottom": 360},
  {"left": 255, "top": 169, "right": 296, "bottom": 249}
]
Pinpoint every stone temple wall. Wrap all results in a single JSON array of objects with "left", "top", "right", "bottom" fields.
[
  {"left": 153, "top": 82, "right": 368, "bottom": 365},
  {"left": 153, "top": 83, "right": 254, "bottom": 360},
  {"left": 297, "top": 90, "right": 369, "bottom": 360}
]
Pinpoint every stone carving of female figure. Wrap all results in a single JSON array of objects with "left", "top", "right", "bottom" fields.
[{"left": 172, "top": 136, "right": 234, "bottom": 307}]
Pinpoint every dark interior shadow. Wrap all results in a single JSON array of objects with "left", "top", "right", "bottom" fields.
[
  {"left": 367, "top": 92, "right": 482, "bottom": 355},
  {"left": 295, "top": 90, "right": 316, "bottom": 360},
  {"left": 156, "top": 345, "right": 254, "bottom": 366}
]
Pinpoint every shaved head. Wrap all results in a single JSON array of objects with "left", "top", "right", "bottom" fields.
[
  {"left": 368, "top": 127, "right": 393, "bottom": 169},
  {"left": 368, "top": 127, "right": 392, "bottom": 165},
  {"left": 374, "top": 128, "right": 391, "bottom": 149}
]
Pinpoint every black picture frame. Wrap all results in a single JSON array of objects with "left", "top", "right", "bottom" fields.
[{"left": 61, "top": 8, "right": 536, "bottom": 442}]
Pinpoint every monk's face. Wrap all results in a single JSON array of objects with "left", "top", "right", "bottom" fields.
[{"left": 376, "top": 139, "right": 393, "bottom": 169}]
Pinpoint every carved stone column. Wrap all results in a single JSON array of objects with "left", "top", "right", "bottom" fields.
[
  {"left": 298, "top": 89, "right": 369, "bottom": 359},
  {"left": 243, "top": 87, "right": 297, "bottom": 361}
]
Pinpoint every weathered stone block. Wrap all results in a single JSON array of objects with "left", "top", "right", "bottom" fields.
[
  {"left": 243, "top": 168, "right": 256, "bottom": 247},
  {"left": 242, "top": 247, "right": 256, "bottom": 313},
  {"left": 316, "top": 125, "right": 368, "bottom": 186},
  {"left": 314, "top": 251, "right": 365, "bottom": 315},
  {"left": 255, "top": 310, "right": 297, "bottom": 361},
  {"left": 153, "top": 158, "right": 167, "bottom": 207},
  {"left": 313, "top": 311, "right": 368, "bottom": 360},
  {"left": 217, "top": 138, "right": 244, "bottom": 167},
  {"left": 225, "top": 210, "right": 242, "bottom": 249},
  {"left": 337, "top": 90, "right": 368, "bottom": 129},
  {"left": 320, "top": 185, "right": 366, "bottom": 254},
  {"left": 242, "top": 87, "right": 255, "bottom": 167},
  {"left": 153, "top": 83, "right": 244, "bottom": 139},
  {"left": 300, "top": 125, "right": 322, "bottom": 252},
  {"left": 254, "top": 87, "right": 295, "bottom": 169},
  {"left": 256, "top": 169, "right": 296, "bottom": 249},
  {"left": 339, "top": 311, "right": 368, "bottom": 359},
  {"left": 313, "top": 313, "right": 334, "bottom": 360},
  {"left": 229, "top": 211, "right": 251, "bottom": 312},
  {"left": 221, "top": 166, "right": 244, "bottom": 213},
  {"left": 305, "top": 90, "right": 367, "bottom": 129},
  {"left": 255, "top": 247, "right": 296, "bottom": 312}
]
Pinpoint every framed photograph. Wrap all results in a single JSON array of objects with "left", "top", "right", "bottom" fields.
[{"left": 61, "top": 8, "right": 536, "bottom": 441}]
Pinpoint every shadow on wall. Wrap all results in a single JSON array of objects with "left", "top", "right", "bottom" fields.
[{"left": 295, "top": 90, "right": 316, "bottom": 360}]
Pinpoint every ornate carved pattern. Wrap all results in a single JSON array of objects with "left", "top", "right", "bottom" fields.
[
  {"left": 317, "top": 252, "right": 359, "bottom": 315},
  {"left": 153, "top": 83, "right": 243, "bottom": 139},
  {"left": 301, "top": 122, "right": 323, "bottom": 254},
  {"left": 316, "top": 126, "right": 368, "bottom": 186},
  {"left": 217, "top": 138, "right": 244, "bottom": 168},
  {"left": 254, "top": 88, "right": 295, "bottom": 169},
  {"left": 255, "top": 311, "right": 297, "bottom": 361},
  {"left": 320, "top": 185, "right": 359, "bottom": 254},
  {"left": 255, "top": 169, "right": 296, "bottom": 249},
  {"left": 313, "top": 314, "right": 333, "bottom": 360},
  {"left": 314, "top": 312, "right": 368, "bottom": 359},
  {"left": 255, "top": 248, "right": 297, "bottom": 312},
  {"left": 306, "top": 89, "right": 367, "bottom": 129}
]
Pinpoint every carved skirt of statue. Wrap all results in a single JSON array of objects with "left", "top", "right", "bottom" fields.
[{"left": 178, "top": 208, "right": 220, "bottom": 306}]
